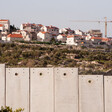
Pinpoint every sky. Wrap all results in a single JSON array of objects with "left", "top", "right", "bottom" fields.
[{"left": 1, "top": 0, "right": 112, "bottom": 37}]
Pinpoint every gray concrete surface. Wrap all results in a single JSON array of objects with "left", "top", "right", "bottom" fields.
[
  {"left": 79, "top": 75, "right": 104, "bottom": 112},
  {"left": 54, "top": 68, "right": 78, "bottom": 112},
  {"left": 0, "top": 64, "right": 111, "bottom": 112},
  {"left": 30, "top": 68, "right": 54, "bottom": 112},
  {"left": 104, "top": 76, "right": 112, "bottom": 112},
  {"left": 6, "top": 68, "right": 29, "bottom": 112},
  {"left": 0, "top": 64, "right": 5, "bottom": 107}
]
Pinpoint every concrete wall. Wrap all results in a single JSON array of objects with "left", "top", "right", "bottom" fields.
[
  {"left": 30, "top": 68, "right": 54, "bottom": 112},
  {"left": 54, "top": 68, "right": 78, "bottom": 112},
  {"left": 79, "top": 75, "right": 104, "bottom": 112},
  {"left": 6, "top": 68, "right": 29, "bottom": 112},
  {"left": 0, "top": 64, "right": 112, "bottom": 112},
  {"left": 0, "top": 64, "right": 5, "bottom": 107},
  {"left": 104, "top": 76, "right": 112, "bottom": 112}
]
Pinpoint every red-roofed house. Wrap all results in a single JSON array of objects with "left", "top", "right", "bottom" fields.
[
  {"left": 75, "top": 30, "right": 85, "bottom": 35},
  {"left": 36, "top": 24, "right": 43, "bottom": 32},
  {"left": 59, "top": 28, "right": 74, "bottom": 35},
  {"left": 0, "top": 19, "right": 10, "bottom": 32},
  {"left": 91, "top": 37, "right": 102, "bottom": 44},
  {"left": 37, "top": 31, "right": 52, "bottom": 42},
  {"left": 41, "top": 25, "right": 59, "bottom": 35},
  {"left": 7, "top": 34, "right": 23, "bottom": 41},
  {"left": 91, "top": 36, "right": 111, "bottom": 45},
  {"left": 0, "top": 24, "right": 4, "bottom": 31},
  {"left": 57, "top": 34, "right": 67, "bottom": 43},
  {"left": 21, "top": 30, "right": 32, "bottom": 41},
  {"left": 20, "top": 23, "right": 38, "bottom": 32},
  {"left": 101, "top": 38, "right": 110, "bottom": 43},
  {"left": 66, "top": 35, "right": 78, "bottom": 45}
]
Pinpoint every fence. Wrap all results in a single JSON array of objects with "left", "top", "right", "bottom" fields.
[{"left": 0, "top": 64, "right": 111, "bottom": 112}]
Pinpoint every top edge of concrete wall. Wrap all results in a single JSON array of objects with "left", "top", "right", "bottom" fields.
[
  {"left": 0, "top": 64, "right": 5, "bottom": 67},
  {"left": 5, "top": 66, "right": 78, "bottom": 69}
]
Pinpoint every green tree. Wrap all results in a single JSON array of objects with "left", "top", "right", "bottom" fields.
[{"left": 10, "top": 25, "right": 17, "bottom": 33}]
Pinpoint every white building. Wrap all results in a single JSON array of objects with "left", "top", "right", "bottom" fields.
[
  {"left": 20, "top": 23, "right": 38, "bottom": 32},
  {"left": 75, "top": 30, "right": 84, "bottom": 35},
  {"left": 57, "top": 34, "right": 67, "bottom": 43},
  {"left": 87, "top": 30, "right": 102, "bottom": 37},
  {"left": 37, "top": 24, "right": 43, "bottom": 32},
  {"left": 37, "top": 31, "right": 52, "bottom": 42},
  {"left": 59, "top": 28, "right": 74, "bottom": 34},
  {"left": 0, "top": 24, "right": 5, "bottom": 32},
  {"left": 0, "top": 19, "right": 10, "bottom": 32},
  {"left": 41, "top": 25, "right": 59, "bottom": 35},
  {"left": 66, "top": 35, "right": 78, "bottom": 46},
  {"left": 21, "top": 30, "right": 32, "bottom": 41},
  {"left": 85, "top": 34, "right": 92, "bottom": 40},
  {"left": 12, "top": 31, "right": 21, "bottom": 34},
  {"left": 1, "top": 35, "right": 7, "bottom": 41},
  {"left": 7, "top": 34, "right": 23, "bottom": 42}
]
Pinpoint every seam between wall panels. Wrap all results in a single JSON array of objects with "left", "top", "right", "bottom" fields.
[
  {"left": 53, "top": 67, "right": 55, "bottom": 112},
  {"left": 103, "top": 76, "right": 105, "bottom": 112},
  {"left": 29, "top": 68, "right": 30, "bottom": 112},
  {"left": 78, "top": 69, "right": 79, "bottom": 112},
  {"left": 5, "top": 65, "right": 6, "bottom": 107}
]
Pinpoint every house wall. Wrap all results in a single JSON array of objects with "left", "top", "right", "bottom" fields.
[
  {"left": 37, "top": 32, "right": 45, "bottom": 41},
  {"left": 57, "top": 35, "right": 67, "bottom": 42},
  {"left": 75, "top": 30, "right": 83, "bottom": 35},
  {"left": 0, "top": 20, "right": 10, "bottom": 32},
  {"left": 91, "top": 39, "right": 101, "bottom": 44},
  {"left": 20, "top": 24, "right": 23, "bottom": 30},
  {"left": 66, "top": 37, "right": 77, "bottom": 45},
  {"left": 7, "top": 37, "right": 23, "bottom": 41},
  {"left": 37, "top": 32, "right": 52, "bottom": 42},
  {"left": 0, "top": 26, "right": 4, "bottom": 31},
  {"left": 44, "top": 33, "right": 52, "bottom": 42},
  {"left": 47, "top": 28, "right": 59, "bottom": 35},
  {"left": 1, "top": 36, "right": 7, "bottom": 41},
  {"left": 41, "top": 26, "right": 59, "bottom": 35}
]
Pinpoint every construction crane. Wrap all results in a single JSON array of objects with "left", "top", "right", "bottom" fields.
[{"left": 70, "top": 17, "right": 112, "bottom": 37}]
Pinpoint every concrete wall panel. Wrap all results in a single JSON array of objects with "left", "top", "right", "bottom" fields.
[
  {"left": 104, "top": 76, "right": 112, "bottom": 112},
  {"left": 79, "top": 75, "right": 104, "bottom": 112},
  {"left": 0, "top": 64, "right": 5, "bottom": 107},
  {"left": 6, "top": 68, "right": 29, "bottom": 112},
  {"left": 55, "top": 68, "right": 78, "bottom": 112},
  {"left": 30, "top": 68, "right": 54, "bottom": 112}
]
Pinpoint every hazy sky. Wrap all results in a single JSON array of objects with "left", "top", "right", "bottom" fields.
[{"left": 1, "top": 0, "right": 112, "bottom": 36}]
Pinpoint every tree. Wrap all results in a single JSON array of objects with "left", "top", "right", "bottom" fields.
[
  {"left": 10, "top": 25, "right": 17, "bottom": 33},
  {"left": 50, "top": 37, "right": 56, "bottom": 44}
]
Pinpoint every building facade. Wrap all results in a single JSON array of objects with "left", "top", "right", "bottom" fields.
[{"left": 0, "top": 20, "right": 10, "bottom": 32}]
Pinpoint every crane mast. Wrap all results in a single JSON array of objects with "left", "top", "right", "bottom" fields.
[{"left": 105, "top": 17, "right": 107, "bottom": 37}]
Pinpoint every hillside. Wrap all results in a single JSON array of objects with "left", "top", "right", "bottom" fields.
[{"left": 0, "top": 42, "right": 112, "bottom": 75}]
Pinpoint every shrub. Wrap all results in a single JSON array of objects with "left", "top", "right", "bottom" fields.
[{"left": 0, "top": 106, "right": 24, "bottom": 112}]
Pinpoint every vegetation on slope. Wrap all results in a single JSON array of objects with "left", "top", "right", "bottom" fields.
[{"left": 0, "top": 42, "right": 112, "bottom": 74}]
